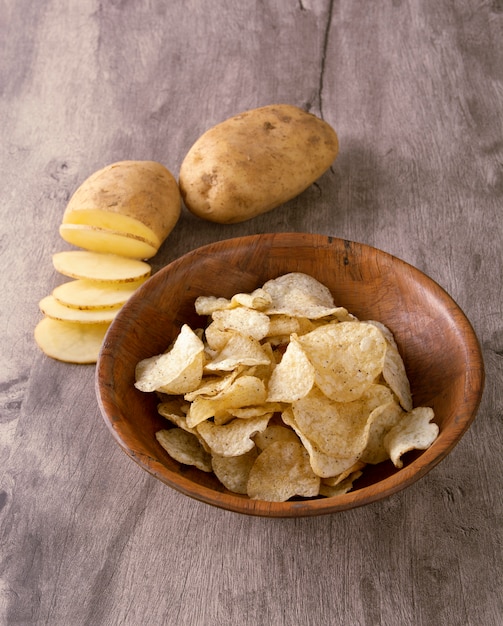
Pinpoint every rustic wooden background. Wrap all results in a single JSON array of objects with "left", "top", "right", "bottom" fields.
[{"left": 1, "top": 1, "right": 502, "bottom": 625}]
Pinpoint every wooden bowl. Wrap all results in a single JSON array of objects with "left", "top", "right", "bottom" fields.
[{"left": 96, "top": 233, "right": 484, "bottom": 517}]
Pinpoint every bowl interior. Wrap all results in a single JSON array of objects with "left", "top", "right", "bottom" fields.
[{"left": 96, "top": 233, "right": 484, "bottom": 517}]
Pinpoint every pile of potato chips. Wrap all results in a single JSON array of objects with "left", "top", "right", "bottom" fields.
[{"left": 135, "top": 273, "right": 439, "bottom": 502}]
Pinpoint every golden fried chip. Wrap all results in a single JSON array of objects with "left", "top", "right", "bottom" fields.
[
  {"left": 204, "top": 332, "right": 271, "bottom": 372},
  {"left": 155, "top": 428, "right": 212, "bottom": 472},
  {"left": 384, "top": 407, "right": 439, "bottom": 468},
  {"left": 282, "top": 407, "right": 362, "bottom": 478},
  {"left": 247, "top": 441, "right": 320, "bottom": 501},
  {"left": 253, "top": 422, "right": 300, "bottom": 451},
  {"left": 368, "top": 320, "right": 413, "bottom": 411},
  {"left": 292, "top": 385, "right": 395, "bottom": 459},
  {"left": 135, "top": 324, "right": 204, "bottom": 393},
  {"left": 230, "top": 288, "right": 272, "bottom": 310},
  {"left": 186, "top": 375, "right": 267, "bottom": 427},
  {"left": 184, "top": 370, "right": 241, "bottom": 401},
  {"left": 319, "top": 470, "right": 364, "bottom": 497},
  {"left": 194, "top": 295, "right": 232, "bottom": 315},
  {"left": 360, "top": 400, "right": 404, "bottom": 464},
  {"left": 266, "top": 335, "right": 315, "bottom": 402},
  {"left": 158, "top": 402, "right": 197, "bottom": 434},
  {"left": 297, "top": 322, "right": 387, "bottom": 402},
  {"left": 321, "top": 461, "right": 366, "bottom": 486},
  {"left": 261, "top": 273, "right": 350, "bottom": 320},
  {"left": 197, "top": 414, "right": 271, "bottom": 457},
  {"left": 211, "top": 307, "right": 270, "bottom": 341},
  {"left": 211, "top": 448, "right": 259, "bottom": 494}
]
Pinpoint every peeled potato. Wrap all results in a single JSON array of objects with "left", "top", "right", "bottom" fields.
[
  {"left": 39, "top": 295, "right": 120, "bottom": 324},
  {"left": 62, "top": 160, "right": 181, "bottom": 253},
  {"left": 52, "top": 250, "right": 151, "bottom": 283},
  {"left": 59, "top": 224, "right": 158, "bottom": 259},
  {"left": 53, "top": 278, "right": 146, "bottom": 310},
  {"left": 34, "top": 317, "right": 110, "bottom": 364}
]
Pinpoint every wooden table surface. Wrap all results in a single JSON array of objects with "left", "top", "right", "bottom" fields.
[{"left": 1, "top": 2, "right": 502, "bottom": 625}]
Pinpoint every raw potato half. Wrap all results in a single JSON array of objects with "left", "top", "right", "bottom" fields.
[
  {"left": 52, "top": 278, "right": 147, "bottom": 310},
  {"left": 63, "top": 160, "right": 181, "bottom": 252},
  {"left": 59, "top": 224, "right": 158, "bottom": 259},
  {"left": 39, "top": 295, "right": 120, "bottom": 324},
  {"left": 52, "top": 250, "right": 151, "bottom": 283},
  {"left": 34, "top": 317, "right": 110, "bottom": 364}
]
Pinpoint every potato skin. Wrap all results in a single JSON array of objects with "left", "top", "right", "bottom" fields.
[
  {"left": 179, "top": 104, "right": 338, "bottom": 224},
  {"left": 64, "top": 160, "right": 181, "bottom": 246}
]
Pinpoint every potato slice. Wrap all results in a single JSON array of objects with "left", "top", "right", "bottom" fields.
[
  {"left": 59, "top": 224, "right": 158, "bottom": 259},
  {"left": 63, "top": 210, "right": 162, "bottom": 248},
  {"left": 34, "top": 317, "right": 110, "bottom": 363},
  {"left": 63, "top": 161, "right": 181, "bottom": 248},
  {"left": 39, "top": 295, "right": 120, "bottom": 324},
  {"left": 53, "top": 278, "right": 145, "bottom": 310},
  {"left": 52, "top": 251, "right": 151, "bottom": 283}
]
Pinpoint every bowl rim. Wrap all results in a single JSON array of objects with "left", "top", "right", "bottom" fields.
[{"left": 95, "top": 232, "right": 485, "bottom": 517}]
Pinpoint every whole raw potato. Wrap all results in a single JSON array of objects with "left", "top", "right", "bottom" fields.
[
  {"left": 179, "top": 104, "right": 339, "bottom": 224},
  {"left": 63, "top": 160, "right": 181, "bottom": 249}
]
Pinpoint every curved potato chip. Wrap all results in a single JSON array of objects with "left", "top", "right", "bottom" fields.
[
  {"left": 384, "top": 407, "right": 438, "bottom": 468},
  {"left": 319, "top": 470, "right": 364, "bottom": 497},
  {"left": 247, "top": 440, "right": 320, "bottom": 502},
  {"left": 211, "top": 307, "right": 270, "bottom": 341},
  {"left": 360, "top": 400, "right": 404, "bottom": 464},
  {"left": 230, "top": 288, "right": 272, "bottom": 310},
  {"left": 282, "top": 407, "right": 361, "bottom": 477},
  {"left": 262, "top": 272, "right": 349, "bottom": 319},
  {"left": 194, "top": 295, "right": 232, "bottom": 315},
  {"left": 253, "top": 422, "right": 300, "bottom": 451},
  {"left": 266, "top": 336, "right": 315, "bottom": 402},
  {"left": 204, "top": 332, "right": 271, "bottom": 372},
  {"left": 297, "top": 322, "right": 387, "bottom": 402},
  {"left": 186, "top": 375, "right": 267, "bottom": 427},
  {"left": 211, "top": 448, "right": 259, "bottom": 494},
  {"left": 197, "top": 414, "right": 271, "bottom": 457},
  {"left": 156, "top": 428, "right": 212, "bottom": 472},
  {"left": 135, "top": 324, "right": 204, "bottom": 393},
  {"left": 292, "top": 385, "right": 395, "bottom": 459},
  {"left": 367, "top": 320, "right": 413, "bottom": 411}
]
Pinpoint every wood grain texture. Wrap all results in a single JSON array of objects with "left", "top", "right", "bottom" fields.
[{"left": 1, "top": 1, "right": 501, "bottom": 625}]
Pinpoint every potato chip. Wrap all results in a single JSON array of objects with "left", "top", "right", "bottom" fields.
[
  {"left": 297, "top": 322, "right": 387, "bottom": 402},
  {"left": 156, "top": 428, "right": 212, "bottom": 472},
  {"left": 253, "top": 422, "right": 300, "bottom": 451},
  {"left": 194, "top": 295, "right": 232, "bottom": 315},
  {"left": 291, "top": 384, "right": 395, "bottom": 459},
  {"left": 282, "top": 407, "right": 362, "bottom": 477},
  {"left": 360, "top": 400, "right": 404, "bottom": 464},
  {"left": 230, "top": 288, "right": 272, "bottom": 310},
  {"left": 384, "top": 407, "right": 439, "bottom": 468},
  {"left": 266, "top": 335, "right": 315, "bottom": 402},
  {"left": 204, "top": 332, "right": 271, "bottom": 372},
  {"left": 211, "top": 448, "right": 259, "bottom": 494},
  {"left": 247, "top": 441, "right": 320, "bottom": 501},
  {"left": 319, "top": 470, "right": 364, "bottom": 497},
  {"left": 197, "top": 414, "right": 271, "bottom": 457},
  {"left": 262, "top": 272, "right": 350, "bottom": 319},
  {"left": 211, "top": 307, "right": 270, "bottom": 341},
  {"left": 321, "top": 461, "right": 366, "bottom": 486},
  {"left": 158, "top": 401, "right": 197, "bottom": 434},
  {"left": 186, "top": 375, "right": 267, "bottom": 427},
  {"left": 183, "top": 369, "right": 242, "bottom": 401},
  {"left": 135, "top": 324, "right": 204, "bottom": 393},
  {"left": 367, "top": 320, "right": 413, "bottom": 411}
]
